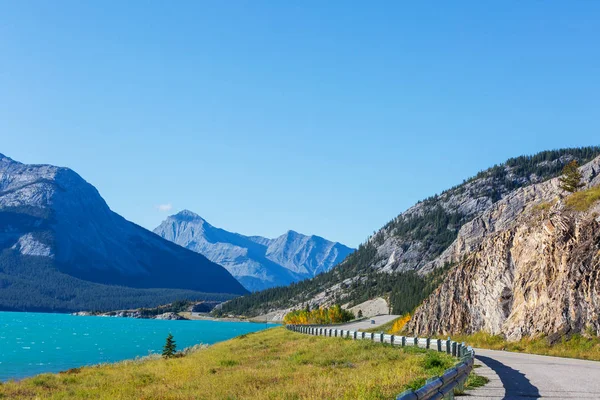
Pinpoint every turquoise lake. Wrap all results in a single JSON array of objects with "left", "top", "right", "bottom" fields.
[{"left": 0, "top": 311, "right": 272, "bottom": 382}]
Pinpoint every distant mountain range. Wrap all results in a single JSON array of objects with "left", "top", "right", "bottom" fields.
[
  {"left": 154, "top": 210, "right": 354, "bottom": 291},
  {"left": 0, "top": 153, "right": 247, "bottom": 312}
]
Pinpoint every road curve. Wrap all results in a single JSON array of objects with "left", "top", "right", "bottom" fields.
[
  {"left": 467, "top": 348, "right": 600, "bottom": 399},
  {"left": 321, "top": 314, "right": 400, "bottom": 331}
]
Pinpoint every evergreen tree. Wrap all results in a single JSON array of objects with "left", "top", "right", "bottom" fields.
[
  {"left": 357, "top": 309, "right": 363, "bottom": 318},
  {"left": 162, "top": 333, "right": 177, "bottom": 358},
  {"left": 559, "top": 160, "right": 584, "bottom": 193}
]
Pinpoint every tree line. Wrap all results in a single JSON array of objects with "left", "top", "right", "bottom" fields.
[{"left": 283, "top": 305, "right": 354, "bottom": 325}]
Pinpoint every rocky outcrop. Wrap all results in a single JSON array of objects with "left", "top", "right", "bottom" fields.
[
  {"left": 420, "top": 155, "right": 600, "bottom": 274},
  {"left": 408, "top": 197, "right": 600, "bottom": 340},
  {"left": 154, "top": 210, "right": 354, "bottom": 291},
  {"left": 155, "top": 312, "right": 186, "bottom": 320}
]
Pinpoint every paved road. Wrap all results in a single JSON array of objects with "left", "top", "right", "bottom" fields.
[
  {"left": 466, "top": 348, "right": 600, "bottom": 399},
  {"left": 322, "top": 314, "right": 399, "bottom": 331}
]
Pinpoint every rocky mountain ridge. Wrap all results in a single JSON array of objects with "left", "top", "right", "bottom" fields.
[
  {"left": 0, "top": 153, "right": 247, "bottom": 312},
  {"left": 154, "top": 210, "right": 354, "bottom": 291},
  {"left": 216, "top": 147, "right": 600, "bottom": 319},
  {"left": 408, "top": 164, "right": 600, "bottom": 339}
]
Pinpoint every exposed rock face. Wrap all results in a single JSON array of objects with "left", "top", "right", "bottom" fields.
[
  {"left": 154, "top": 210, "right": 354, "bottom": 291},
  {"left": 347, "top": 297, "right": 389, "bottom": 318},
  {"left": 420, "top": 155, "right": 600, "bottom": 274},
  {"left": 0, "top": 153, "right": 247, "bottom": 312},
  {"left": 154, "top": 312, "right": 186, "bottom": 320},
  {"left": 408, "top": 179, "right": 600, "bottom": 339}
]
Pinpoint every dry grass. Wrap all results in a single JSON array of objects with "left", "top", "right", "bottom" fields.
[
  {"left": 0, "top": 327, "right": 457, "bottom": 400},
  {"left": 565, "top": 185, "right": 600, "bottom": 211},
  {"left": 447, "top": 331, "right": 600, "bottom": 362}
]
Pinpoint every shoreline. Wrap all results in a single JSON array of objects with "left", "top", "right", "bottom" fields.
[{"left": 0, "top": 311, "right": 275, "bottom": 383}]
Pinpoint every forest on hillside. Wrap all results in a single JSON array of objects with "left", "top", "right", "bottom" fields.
[
  {"left": 216, "top": 147, "right": 600, "bottom": 317},
  {"left": 0, "top": 250, "right": 236, "bottom": 312}
]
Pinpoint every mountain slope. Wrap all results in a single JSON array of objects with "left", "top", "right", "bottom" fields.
[
  {"left": 408, "top": 165, "right": 600, "bottom": 339},
  {"left": 154, "top": 211, "right": 354, "bottom": 291},
  {"left": 216, "top": 147, "right": 600, "bottom": 318},
  {"left": 0, "top": 154, "right": 247, "bottom": 312}
]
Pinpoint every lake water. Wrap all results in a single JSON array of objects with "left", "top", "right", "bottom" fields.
[{"left": 0, "top": 311, "right": 272, "bottom": 381}]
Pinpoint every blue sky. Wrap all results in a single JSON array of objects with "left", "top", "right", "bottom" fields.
[{"left": 1, "top": 2, "right": 599, "bottom": 247}]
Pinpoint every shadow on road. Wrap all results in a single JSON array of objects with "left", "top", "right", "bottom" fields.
[{"left": 476, "top": 355, "right": 541, "bottom": 399}]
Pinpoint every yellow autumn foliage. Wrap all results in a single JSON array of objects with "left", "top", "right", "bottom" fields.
[
  {"left": 389, "top": 314, "right": 411, "bottom": 334},
  {"left": 283, "top": 305, "right": 354, "bottom": 325}
]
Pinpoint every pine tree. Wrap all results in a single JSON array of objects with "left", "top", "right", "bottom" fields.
[
  {"left": 162, "top": 333, "right": 177, "bottom": 358},
  {"left": 559, "top": 160, "right": 584, "bottom": 193},
  {"left": 357, "top": 309, "right": 363, "bottom": 318}
]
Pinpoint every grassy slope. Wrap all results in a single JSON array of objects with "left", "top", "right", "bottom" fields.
[
  {"left": 565, "top": 184, "right": 600, "bottom": 211},
  {"left": 0, "top": 327, "right": 461, "bottom": 400}
]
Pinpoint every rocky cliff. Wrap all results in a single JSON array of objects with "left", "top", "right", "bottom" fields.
[
  {"left": 154, "top": 210, "right": 354, "bottom": 291},
  {"left": 408, "top": 162, "right": 600, "bottom": 340},
  {"left": 0, "top": 153, "right": 247, "bottom": 312}
]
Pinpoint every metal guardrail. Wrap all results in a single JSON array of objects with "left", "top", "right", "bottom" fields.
[{"left": 286, "top": 325, "right": 475, "bottom": 400}]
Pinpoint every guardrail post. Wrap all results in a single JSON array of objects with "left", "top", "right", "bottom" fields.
[
  {"left": 426, "top": 338, "right": 431, "bottom": 349},
  {"left": 452, "top": 342, "right": 457, "bottom": 357},
  {"left": 380, "top": 333, "right": 384, "bottom": 343},
  {"left": 457, "top": 343, "right": 463, "bottom": 357},
  {"left": 436, "top": 339, "right": 442, "bottom": 352},
  {"left": 446, "top": 338, "right": 451, "bottom": 354},
  {"left": 390, "top": 335, "right": 394, "bottom": 345},
  {"left": 371, "top": 332, "right": 375, "bottom": 341},
  {"left": 413, "top": 337, "right": 418, "bottom": 347},
  {"left": 353, "top": 331, "right": 357, "bottom": 340}
]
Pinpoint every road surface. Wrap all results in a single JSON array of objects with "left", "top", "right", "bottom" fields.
[
  {"left": 467, "top": 348, "right": 600, "bottom": 399},
  {"left": 320, "top": 314, "right": 399, "bottom": 331}
]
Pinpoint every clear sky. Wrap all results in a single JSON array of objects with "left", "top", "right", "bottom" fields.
[{"left": 1, "top": 2, "right": 599, "bottom": 247}]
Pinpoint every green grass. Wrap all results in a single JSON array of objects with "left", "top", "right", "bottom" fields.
[
  {"left": 447, "top": 331, "right": 600, "bottom": 361},
  {"left": 464, "top": 372, "right": 489, "bottom": 389},
  {"left": 0, "top": 327, "right": 460, "bottom": 400},
  {"left": 565, "top": 185, "right": 600, "bottom": 211}
]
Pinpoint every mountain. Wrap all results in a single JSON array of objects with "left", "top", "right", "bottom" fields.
[
  {"left": 216, "top": 147, "right": 600, "bottom": 320},
  {"left": 154, "top": 211, "right": 354, "bottom": 291},
  {"left": 408, "top": 159, "right": 600, "bottom": 339},
  {"left": 0, "top": 154, "right": 247, "bottom": 312}
]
